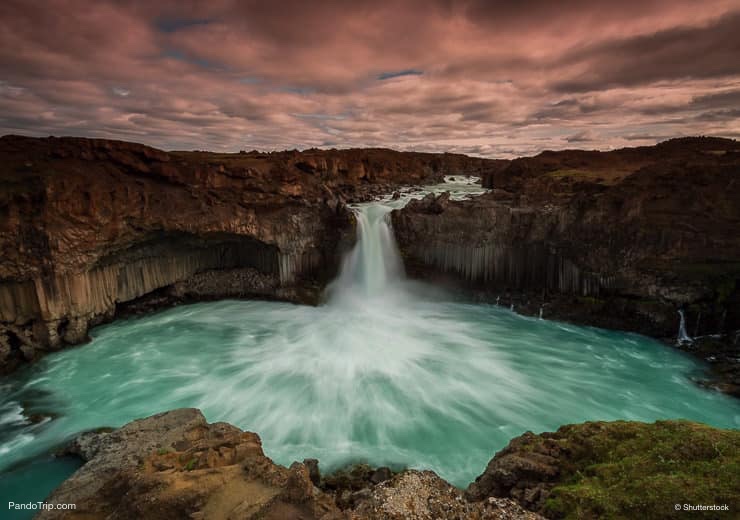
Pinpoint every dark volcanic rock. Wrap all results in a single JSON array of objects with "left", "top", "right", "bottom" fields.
[
  {"left": 370, "top": 466, "right": 392, "bottom": 484},
  {"left": 304, "top": 458, "right": 322, "bottom": 486},
  {"left": 0, "top": 135, "right": 494, "bottom": 374},
  {"left": 393, "top": 137, "right": 740, "bottom": 393}
]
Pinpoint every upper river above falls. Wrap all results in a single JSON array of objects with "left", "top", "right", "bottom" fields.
[{"left": 1, "top": 177, "right": 738, "bottom": 517}]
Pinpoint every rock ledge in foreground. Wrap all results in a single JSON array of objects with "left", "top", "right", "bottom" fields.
[
  {"left": 42, "top": 409, "right": 542, "bottom": 520},
  {"left": 467, "top": 420, "right": 740, "bottom": 519}
]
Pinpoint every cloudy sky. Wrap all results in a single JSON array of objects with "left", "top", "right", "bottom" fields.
[{"left": 1, "top": 0, "right": 739, "bottom": 157}]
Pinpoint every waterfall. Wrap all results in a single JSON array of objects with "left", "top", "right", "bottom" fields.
[
  {"left": 325, "top": 176, "right": 489, "bottom": 302},
  {"left": 327, "top": 203, "right": 405, "bottom": 301},
  {"left": 539, "top": 305, "right": 544, "bottom": 319},
  {"left": 677, "top": 309, "right": 693, "bottom": 345}
]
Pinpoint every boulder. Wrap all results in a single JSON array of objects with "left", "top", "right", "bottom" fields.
[{"left": 41, "top": 409, "right": 342, "bottom": 520}]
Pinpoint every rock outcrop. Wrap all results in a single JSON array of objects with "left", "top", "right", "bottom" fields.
[
  {"left": 0, "top": 135, "right": 492, "bottom": 374},
  {"left": 349, "top": 471, "right": 543, "bottom": 519},
  {"left": 40, "top": 410, "right": 740, "bottom": 519},
  {"left": 41, "top": 408, "right": 343, "bottom": 519},
  {"left": 392, "top": 137, "right": 740, "bottom": 394},
  {"left": 467, "top": 420, "right": 740, "bottom": 519},
  {"left": 41, "top": 409, "right": 542, "bottom": 520}
]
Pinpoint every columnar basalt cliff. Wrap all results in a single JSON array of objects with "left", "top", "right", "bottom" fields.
[
  {"left": 3, "top": 135, "right": 739, "bottom": 393},
  {"left": 0, "top": 135, "right": 491, "bottom": 374},
  {"left": 393, "top": 137, "right": 740, "bottom": 394}
]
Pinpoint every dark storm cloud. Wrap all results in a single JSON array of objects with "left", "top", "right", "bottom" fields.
[
  {"left": 553, "top": 11, "right": 740, "bottom": 92},
  {"left": 566, "top": 130, "right": 598, "bottom": 143},
  {"left": 0, "top": 0, "right": 738, "bottom": 156},
  {"left": 378, "top": 70, "right": 424, "bottom": 81}
]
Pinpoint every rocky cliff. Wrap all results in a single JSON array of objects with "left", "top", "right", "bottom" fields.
[
  {"left": 41, "top": 408, "right": 543, "bottom": 520},
  {"left": 40, "top": 409, "right": 738, "bottom": 519},
  {"left": 3, "top": 134, "right": 739, "bottom": 392},
  {"left": 0, "top": 135, "right": 491, "bottom": 374},
  {"left": 392, "top": 137, "right": 740, "bottom": 394}
]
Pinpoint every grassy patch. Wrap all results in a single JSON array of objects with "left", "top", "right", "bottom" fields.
[
  {"left": 540, "top": 421, "right": 740, "bottom": 519},
  {"left": 546, "top": 168, "right": 632, "bottom": 185},
  {"left": 547, "top": 169, "right": 593, "bottom": 179},
  {"left": 575, "top": 296, "right": 606, "bottom": 307}
]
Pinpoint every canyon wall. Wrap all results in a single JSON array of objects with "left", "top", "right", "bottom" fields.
[
  {"left": 3, "top": 134, "right": 738, "bottom": 391},
  {"left": 0, "top": 135, "right": 492, "bottom": 373},
  {"left": 393, "top": 137, "right": 740, "bottom": 393}
]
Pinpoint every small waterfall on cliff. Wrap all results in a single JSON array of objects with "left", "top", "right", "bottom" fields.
[
  {"left": 677, "top": 309, "right": 693, "bottom": 345},
  {"left": 328, "top": 204, "right": 404, "bottom": 300}
]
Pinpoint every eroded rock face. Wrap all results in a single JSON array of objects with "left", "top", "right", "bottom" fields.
[
  {"left": 0, "top": 135, "right": 493, "bottom": 374},
  {"left": 42, "top": 409, "right": 343, "bottom": 519},
  {"left": 392, "top": 137, "right": 740, "bottom": 394},
  {"left": 39, "top": 410, "right": 740, "bottom": 519},
  {"left": 466, "top": 431, "right": 562, "bottom": 512},
  {"left": 41, "top": 409, "right": 541, "bottom": 520}
]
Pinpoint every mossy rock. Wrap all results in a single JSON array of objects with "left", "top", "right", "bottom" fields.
[
  {"left": 470, "top": 420, "right": 740, "bottom": 519},
  {"left": 544, "top": 421, "right": 740, "bottom": 519},
  {"left": 575, "top": 296, "right": 606, "bottom": 307}
]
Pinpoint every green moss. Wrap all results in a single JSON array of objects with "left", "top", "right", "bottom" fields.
[
  {"left": 548, "top": 169, "right": 592, "bottom": 179},
  {"left": 633, "top": 299, "right": 669, "bottom": 314},
  {"left": 715, "top": 277, "right": 737, "bottom": 306},
  {"left": 575, "top": 296, "right": 606, "bottom": 307},
  {"left": 156, "top": 448, "right": 170, "bottom": 455},
  {"left": 183, "top": 458, "right": 198, "bottom": 471},
  {"left": 538, "top": 421, "right": 740, "bottom": 519},
  {"left": 662, "top": 262, "right": 740, "bottom": 306},
  {"left": 669, "top": 262, "right": 740, "bottom": 277},
  {"left": 546, "top": 168, "right": 631, "bottom": 185}
]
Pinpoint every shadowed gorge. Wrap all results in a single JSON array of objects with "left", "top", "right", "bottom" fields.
[
  {"left": 0, "top": 135, "right": 492, "bottom": 374},
  {"left": 393, "top": 137, "right": 740, "bottom": 395}
]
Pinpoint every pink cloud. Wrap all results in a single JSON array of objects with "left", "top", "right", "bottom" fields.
[{"left": 0, "top": 0, "right": 738, "bottom": 157}]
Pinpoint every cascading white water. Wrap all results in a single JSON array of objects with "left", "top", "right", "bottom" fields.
[
  {"left": 328, "top": 204, "right": 404, "bottom": 300},
  {"left": 677, "top": 309, "right": 693, "bottom": 345}
]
